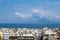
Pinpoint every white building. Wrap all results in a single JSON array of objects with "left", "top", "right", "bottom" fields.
[
  {"left": 43, "top": 29, "right": 57, "bottom": 40},
  {"left": 17, "top": 33, "right": 35, "bottom": 40}
]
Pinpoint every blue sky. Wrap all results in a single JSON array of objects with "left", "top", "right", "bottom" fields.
[{"left": 0, "top": 0, "right": 60, "bottom": 24}]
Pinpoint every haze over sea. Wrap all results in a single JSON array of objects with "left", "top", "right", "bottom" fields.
[{"left": 0, "top": 24, "right": 60, "bottom": 28}]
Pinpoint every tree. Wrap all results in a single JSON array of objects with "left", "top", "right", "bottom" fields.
[
  {"left": 58, "top": 28, "right": 60, "bottom": 40},
  {"left": 57, "top": 28, "right": 60, "bottom": 40},
  {"left": 45, "top": 38, "right": 49, "bottom": 40}
]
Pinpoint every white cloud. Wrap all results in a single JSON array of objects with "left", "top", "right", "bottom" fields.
[
  {"left": 32, "top": 8, "right": 49, "bottom": 18},
  {"left": 15, "top": 12, "right": 26, "bottom": 18},
  {"left": 32, "top": 8, "right": 40, "bottom": 13},
  {"left": 32, "top": 8, "right": 60, "bottom": 21},
  {"left": 54, "top": 15, "right": 60, "bottom": 19},
  {"left": 15, "top": 12, "right": 32, "bottom": 18}
]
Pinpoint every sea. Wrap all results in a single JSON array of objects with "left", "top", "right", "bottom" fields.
[{"left": 0, "top": 24, "right": 60, "bottom": 28}]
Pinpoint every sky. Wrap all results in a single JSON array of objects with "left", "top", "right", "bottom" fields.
[{"left": 0, "top": 0, "right": 60, "bottom": 24}]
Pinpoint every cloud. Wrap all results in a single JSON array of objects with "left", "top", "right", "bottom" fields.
[
  {"left": 32, "top": 8, "right": 40, "bottom": 13},
  {"left": 32, "top": 8, "right": 49, "bottom": 18},
  {"left": 32, "top": 8, "right": 60, "bottom": 21},
  {"left": 15, "top": 12, "right": 25, "bottom": 18},
  {"left": 15, "top": 8, "right": 60, "bottom": 21},
  {"left": 15, "top": 12, "right": 32, "bottom": 18},
  {"left": 14, "top": 3, "right": 60, "bottom": 22}
]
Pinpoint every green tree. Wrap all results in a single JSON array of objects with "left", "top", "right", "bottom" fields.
[
  {"left": 57, "top": 28, "right": 60, "bottom": 40},
  {"left": 58, "top": 28, "right": 60, "bottom": 40}
]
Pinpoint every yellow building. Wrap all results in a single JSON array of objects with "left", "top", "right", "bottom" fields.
[{"left": 0, "top": 32, "right": 3, "bottom": 40}]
